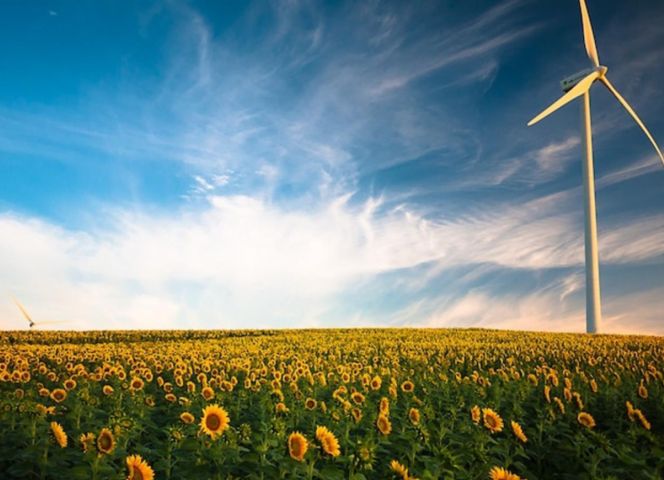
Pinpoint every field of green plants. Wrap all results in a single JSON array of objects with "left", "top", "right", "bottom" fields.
[{"left": 1, "top": 329, "right": 662, "bottom": 479}]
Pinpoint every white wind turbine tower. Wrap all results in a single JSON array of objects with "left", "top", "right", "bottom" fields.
[{"left": 528, "top": 0, "right": 664, "bottom": 334}]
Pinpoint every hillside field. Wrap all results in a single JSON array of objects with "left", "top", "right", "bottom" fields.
[{"left": 1, "top": 329, "right": 663, "bottom": 479}]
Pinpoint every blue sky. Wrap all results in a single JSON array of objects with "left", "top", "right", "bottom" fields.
[{"left": 1, "top": 0, "right": 663, "bottom": 333}]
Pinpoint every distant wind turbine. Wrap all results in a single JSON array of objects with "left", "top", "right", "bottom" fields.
[
  {"left": 527, "top": 0, "right": 664, "bottom": 334},
  {"left": 12, "top": 296, "right": 68, "bottom": 330}
]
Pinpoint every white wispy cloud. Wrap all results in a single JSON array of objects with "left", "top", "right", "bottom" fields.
[
  {"left": 416, "top": 282, "right": 664, "bottom": 335},
  {"left": 420, "top": 289, "right": 583, "bottom": 332},
  {"left": 1, "top": 186, "right": 662, "bottom": 331},
  {"left": 596, "top": 154, "right": 662, "bottom": 189}
]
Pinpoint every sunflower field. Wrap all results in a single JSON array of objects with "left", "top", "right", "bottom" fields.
[{"left": 1, "top": 329, "right": 663, "bottom": 479}]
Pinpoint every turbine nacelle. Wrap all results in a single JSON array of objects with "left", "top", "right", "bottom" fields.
[{"left": 561, "top": 66, "right": 607, "bottom": 93}]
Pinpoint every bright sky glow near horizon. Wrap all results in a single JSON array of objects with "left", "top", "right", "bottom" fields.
[{"left": 1, "top": 0, "right": 663, "bottom": 333}]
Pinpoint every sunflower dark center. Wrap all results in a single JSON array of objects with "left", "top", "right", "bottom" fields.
[
  {"left": 291, "top": 440, "right": 302, "bottom": 455},
  {"left": 99, "top": 434, "right": 111, "bottom": 449},
  {"left": 206, "top": 413, "right": 221, "bottom": 430}
]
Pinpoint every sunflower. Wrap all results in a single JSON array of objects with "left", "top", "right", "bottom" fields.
[
  {"left": 389, "top": 384, "right": 398, "bottom": 398},
  {"left": 126, "top": 454, "right": 154, "bottom": 480},
  {"left": 103, "top": 385, "right": 114, "bottom": 395},
  {"left": 590, "top": 379, "right": 598, "bottom": 393},
  {"left": 573, "top": 392, "right": 584, "bottom": 410},
  {"left": 510, "top": 421, "right": 527, "bottom": 443},
  {"left": 379, "top": 397, "right": 390, "bottom": 415},
  {"left": 401, "top": 380, "right": 414, "bottom": 393},
  {"left": 359, "top": 446, "right": 373, "bottom": 463},
  {"left": 316, "top": 426, "right": 341, "bottom": 457},
  {"left": 63, "top": 378, "right": 77, "bottom": 391},
  {"left": 553, "top": 397, "right": 565, "bottom": 414},
  {"left": 334, "top": 385, "right": 347, "bottom": 399},
  {"left": 97, "top": 428, "right": 115, "bottom": 454},
  {"left": 489, "top": 466, "right": 521, "bottom": 480},
  {"left": 36, "top": 404, "right": 56, "bottom": 416},
  {"left": 50, "top": 388, "right": 67, "bottom": 403},
  {"left": 130, "top": 377, "right": 144, "bottom": 391},
  {"left": 351, "top": 392, "right": 365, "bottom": 405},
  {"left": 638, "top": 384, "right": 648, "bottom": 399},
  {"left": 288, "top": 432, "right": 308, "bottom": 462},
  {"left": 625, "top": 401, "right": 636, "bottom": 421},
  {"left": 482, "top": 409, "right": 504, "bottom": 433},
  {"left": 201, "top": 386, "right": 215, "bottom": 401},
  {"left": 390, "top": 460, "right": 409, "bottom": 479},
  {"left": 304, "top": 397, "right": 317, "bottom": 410},
  {"left": 320, "top": 430, "right": 340, "bottom": 456},
  {"left": 409, "top": 408, "right": 420, "bottom": 425},
  {"left": 180, "top": 412, "right": 195, "bottom": 424},
  {"left": 471, "top": 405, "right": 481, "bottom": 424},
  {"left": 577, "top": 412, "right": 596, "bottom": 429},
  {"left": 634, "top": 409, "right": 651, "bottom": 430},
  {"left": 377, "top": 413, "right": 392, "bottom": 435},
  {"left": 275, "top": 402, "right": 289, "bottom": 413},
  {"left": 200, "top": 404, "right": 230, "bottom": 438},
  {"left": 50, "top": 421, "right": 67, "bottom": 448},
  {"left": 370, "top": 375, "right": 382, "bottom": 390},
  {"left": 351, "top": 407, "right": 362, "bottom": 423},
  {"left": 543, "top": 385, "right": 551, "bottom": 403},
  {"left": 79, "top": 432, "right": 95, "bottom": 453}
]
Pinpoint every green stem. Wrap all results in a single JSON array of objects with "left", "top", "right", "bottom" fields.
[
  {"left": 92, "top": 455, "right": 100, "bottom": 480},
  {"left": 166, "top": 452, "right": 171, "bottom": 480},
  {"left": 40, "top": 444, "right": 49, "bottom": 480},
  {"left": 75, "top": 403, "right": 82, "bottom": 430},
  {"left": 31, "top": 418, "right": 37, "bottom": 446},
  {"left": 307, "top": 457, "right": 315, "bottom": 480}
]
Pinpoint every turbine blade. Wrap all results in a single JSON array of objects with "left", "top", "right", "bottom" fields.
[
  {"left": 528, "top": 71, "right": 599, "bottom": 126},
  {"left": 12, "top": 297, "right": 33, "bottom": 323},
  {"left": 600, "top": 77, "right": 664, "bottom": 166},
  {"left": 579, "top": 0, "right": 600, "bottom": 67}
]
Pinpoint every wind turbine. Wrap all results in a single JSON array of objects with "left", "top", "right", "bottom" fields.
[
  {"left": 12, "top": 296, "right": 68, "bottom": 330},
  {"left": 527, "top": 0, "right": 664, "bottom": 334}
]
